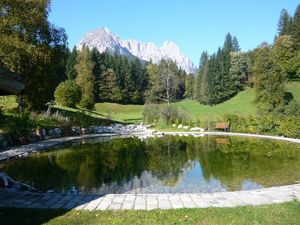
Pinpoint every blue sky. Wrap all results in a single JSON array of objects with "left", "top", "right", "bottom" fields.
[{"left": 49, "top": 0, "right": 299, "bottom": 66}]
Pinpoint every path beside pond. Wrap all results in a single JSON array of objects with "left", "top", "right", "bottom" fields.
[{"left": 1, "top": 184, "right": 300, "bottom": 210}]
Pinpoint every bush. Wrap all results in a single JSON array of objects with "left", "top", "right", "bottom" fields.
[
  {"left": 283, "top": 100, "right": 300, "bottom": 117},
  {"left": 54, "top": 80, "right": 81, "bottom": 107},
  {"left": 222, "top": 114, "right": 300, "bottom": 138},
  {"left": 160, "top": 105, "right": 189, "bottom": 124},
  {"left": 2, "top": 112, "right": 34, "bottom": 138},
  {"left": 142, "top": 104, "right": 160, "bottom": 124},
  {"left": 79, "top": 98, "right": 95, "bottom": 110}
]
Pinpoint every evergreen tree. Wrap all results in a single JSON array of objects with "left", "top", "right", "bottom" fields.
[
  {"left": 75, "top": 47, "right": 95, "bottom": 109},
  {"left": 184, "top": 74, "right": 195, "bottom": 99},
  {"left": 229, "top": 52, "right": 250, "bottom": 92},
  {"left": 278, "top": 9, "right": 293, "bottom": 36},
  {"left": 130, "top": 58, "right": 147, "bottom": 103},
  {"left": 199, "top": 34, "right": 241, "bottom": 105},
  {"left": 66, "top": 46, "right": 78, "bottom": 80},
  {"left": 90, "top": 48, "right": 102, "bottom": 101},
  {"left": 195, "top": 51, "right": 209, "bottom": 102},
  {"left": 291, "top": 5, "right": 300, "bottom": 50},
  {"left": 232, "top": 36, "right": 241, "bottom": 52},
  {"left": 99, "top": 68, "right": 122, "bottom": 102}
]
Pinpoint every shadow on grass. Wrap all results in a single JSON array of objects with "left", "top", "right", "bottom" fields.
[{"left": 0, "top": 207, "right": 67, "bottom": 225}]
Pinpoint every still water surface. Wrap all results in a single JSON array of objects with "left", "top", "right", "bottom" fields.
[{"left": 1, "top": 135, "right": 300, "bottom": 194}]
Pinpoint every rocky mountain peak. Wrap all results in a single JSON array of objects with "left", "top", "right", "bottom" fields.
[{"left": 77, "top": 28, "right": 195, "bottom": 74}]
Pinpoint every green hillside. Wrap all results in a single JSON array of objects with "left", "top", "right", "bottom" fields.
[{"left": 1, "top": 82, "right": 300, "bottom": 124}]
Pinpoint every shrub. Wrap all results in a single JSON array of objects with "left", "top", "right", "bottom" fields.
[
  {"left": 54, "top": 80, "right": 81, "bottom": 107},
  {"left": 142, "top": 104, "right": 160, "bottom": 124},
  {"left": 283, "top": 100, "right": 300, "bottom": 117},
  {"left": 2, "top": 112, "right": 34, "bottom": 138},
  {"left": 223, "top": 114, "right": 300, "bottom": 138},
  {"left": 79, "top": 98, "right": 95, "bottom": 110},
  {"left": 160, "top": 105, "right": 190, "bottom": 124},
  {"left": 189, "top": 119, "right": 193, "bottom": 128},
  {"left": 175, "top": 119, "right": 179, "bottom": 128}
]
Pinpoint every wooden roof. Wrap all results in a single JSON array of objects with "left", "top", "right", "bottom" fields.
[{"left": 0, "top": 68, "right": 25, "bottom": 95}]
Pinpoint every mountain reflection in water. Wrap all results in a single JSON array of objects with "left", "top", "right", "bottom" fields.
[{"left": 1, "top": 135, "right": 300, "bottom": 194}]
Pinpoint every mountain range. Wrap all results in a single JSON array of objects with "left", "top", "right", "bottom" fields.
[{"left": 76, "top": 27, "right": 195, "bottom": 74}]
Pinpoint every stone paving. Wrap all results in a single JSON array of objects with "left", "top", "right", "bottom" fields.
[
  {"left": 0, "top": 184, "right": 299, "bottom": 210},
  {"left": 1, "top": 132, "right": 300, "bottom": 210}
]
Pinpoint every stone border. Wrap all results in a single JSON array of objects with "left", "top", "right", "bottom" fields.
[
  {"left": 1, "top": 131, "right": 300, "bottom": 210},
  {"left": 1, "top": 184, "right": 299, "bottom": 210}
]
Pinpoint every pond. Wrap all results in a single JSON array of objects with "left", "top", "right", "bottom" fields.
[{"left": 1, "top": 135, "right": 300, "bottom": 194}]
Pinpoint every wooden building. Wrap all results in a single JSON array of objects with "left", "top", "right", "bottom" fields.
[{"left": 0, "top": 68, "right": 25, "bottom": 95}]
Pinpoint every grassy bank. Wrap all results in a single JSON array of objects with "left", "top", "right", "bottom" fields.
[{"left": 1, "top": 201, "right": 300, "bottom": 225}]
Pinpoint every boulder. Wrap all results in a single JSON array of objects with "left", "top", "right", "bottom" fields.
[{"left": 190, "top": 127, "right": 205, "bottom": 132}]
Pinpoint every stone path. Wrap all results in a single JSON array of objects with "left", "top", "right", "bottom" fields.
[{"left": 0, "top": 184, "right": 299, "bottom": 210}]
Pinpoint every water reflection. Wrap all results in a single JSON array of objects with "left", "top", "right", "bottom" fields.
[{"left": 1, "top": 136, "right": 300, "bottom": 194}]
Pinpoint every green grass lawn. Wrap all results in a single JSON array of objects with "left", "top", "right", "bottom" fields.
[
  {"left": 287, "top": 82, "right": 300, "bottom": 103},
  {"left": 92, "top": 88, "right": 256, "bottom": 123},
  {"left": 174, "top": 88, "right": 256, "bottom": 120},
  {"left": 95, "top": 102, "right": 143, "bottom": 123},
  {"left": 1, "top": 201, "right": 300, "bottom": 225}
]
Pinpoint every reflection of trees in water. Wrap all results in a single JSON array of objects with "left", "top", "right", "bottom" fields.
[
  {"left": 198, "top": 137, "right": 300, "bottom": 190},
  {"left": 1, "top": 136, "right": 300, "bottom": 192}
]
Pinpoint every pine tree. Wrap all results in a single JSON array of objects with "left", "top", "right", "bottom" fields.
[
  {"left": 291, "top": 5, "right": 300, "bottom": 50},
  {"left": 90, "top": 48, "right": 102, "bottom": 101},
  {"left": 199, "top": 34, "right": 242, "bottom": 105},
  {"left": 99, "top": 68, "right": 122, "bottom": 102},
  {"left": 278, "top": 9, "right": 293, "bottom": 36},
  {"left": 130, "top": 58, "right": 146, "bottom": 103},
  {"left": 229, "top": 52, "right": 250, "bottom": 93},
  {"left": 75, "top": 47, "right": 95, "bottom": 109},
  {"left": 66, "top": 46, "right": 78, "bottom": 80},
  {"left": 184, "top": 74, "right": 195, "bottom": 99},
  {"left": 195, "top": 51, "right": 208, "bottom": 102},
  {"left": 232, "top": 36, "right": 241, "bottom": 52}
]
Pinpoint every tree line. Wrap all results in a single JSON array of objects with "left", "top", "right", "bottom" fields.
[
  {"left": 1, "top": 1, "right": 300, "bottom": 118},
  {"left": 58, "top": 46, "right": 188, "bottom": 109}
]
